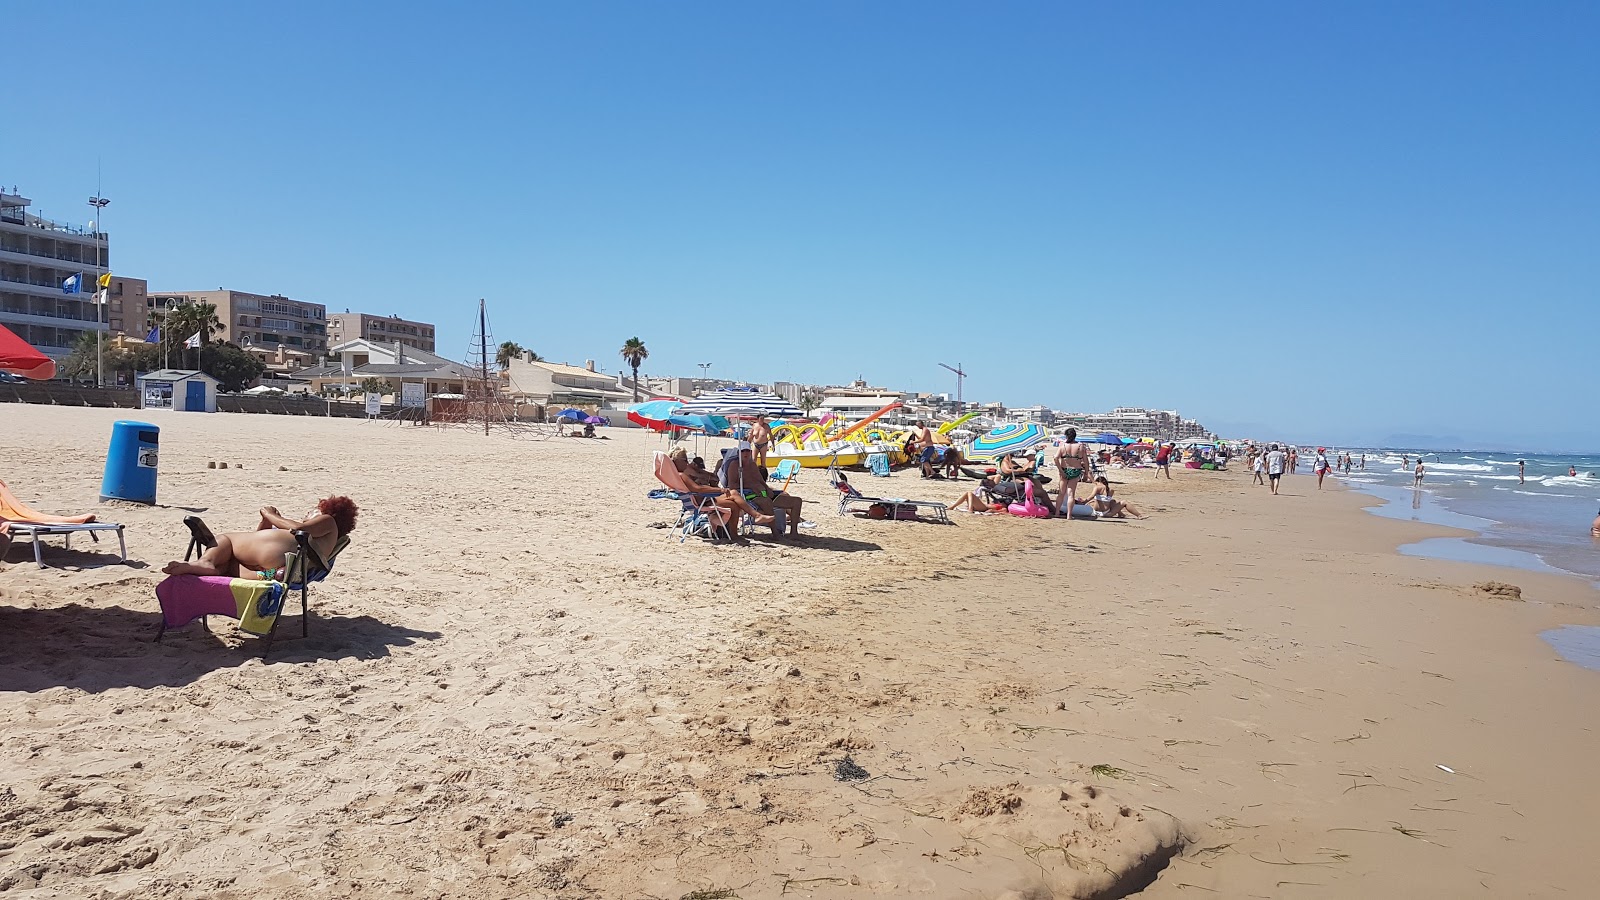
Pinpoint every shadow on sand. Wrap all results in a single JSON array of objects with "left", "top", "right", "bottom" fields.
[
  {"left": 745, "top": 533, "right": 884, "bottom": 553},
  {"left": 0, "top": 603, "right": 441, "bottom": 693}
]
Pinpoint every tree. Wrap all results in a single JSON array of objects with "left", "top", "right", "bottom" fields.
[
  {"left": 619, "top": 337, "right": 648, "bottom": 402},
  {"left": 798, "top": 391, "right": 823, "bottom": 416},
  {"left": 199, "top": 342, "right": 266, "bottom": 392},
  {"left": 496, "top": 341, "right": 523, "bottom": 369},
  {"left": 62, "top": 332, "right": 152, "bottom": 385},
  {"left": 358, "top": 377, "right": 395, "bottom": 396},
  {"left": 163, "top": 301, "right": 225, "bottom": 369}
]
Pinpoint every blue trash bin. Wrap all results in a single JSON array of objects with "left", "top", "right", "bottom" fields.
[{"left": 100, "top": 420, "right": 160, "bottom": 504}]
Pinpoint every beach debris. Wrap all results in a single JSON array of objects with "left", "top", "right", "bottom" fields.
[
  {"left": 833, "top": 756, "right": 870, "bottom": 782},
  {"left": 1473, "top": 581, "right": 1522, "bottom": 601},
  {"left": 680, "top": 890, "right": 740, "bottom": 900},
  {"left": 218, "top": 462, "right": 228, "bottom": 469},
  {"left": 1436, "top": 764, "right": 1456, "bottom": 774},
  {"left": 1090, "top": 764, "right": 1133, "bottom": 781},
  {"left": 551, "top": 811, "right": 573, "bottom": 828},
  {"left": 951, "top": 783, "right": 1023, "bottom": 817},
  {"left": 278, "top": 465, "right": 287, "bottom": 471},
  {"left": 207, "top": 461, "right": 216, "bottom": 469}
]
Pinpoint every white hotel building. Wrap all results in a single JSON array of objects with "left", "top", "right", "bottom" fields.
[{"left": 0, "top": 189, "right": 109, "bottom": 363}]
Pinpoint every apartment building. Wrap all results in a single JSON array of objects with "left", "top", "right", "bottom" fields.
[
  {"left": 327, "top": 311, "right": 436, "bottom": 353},
  {"left": 0, "top": 188, "right": 109, "bottom": 362},
  {"left": 149, "top": 289, "right": 329, "bottom": 367}
]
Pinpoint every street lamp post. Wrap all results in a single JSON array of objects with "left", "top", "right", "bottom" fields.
[
  {"left": 88, "top": 195, "right": 110, "bottom": 388},
  {"left": 697, "top": 362, "right": 712, "bottom": 389}
]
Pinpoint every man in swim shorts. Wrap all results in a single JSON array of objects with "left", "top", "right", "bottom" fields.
[
  {"left": 1155, "top": 442, "right": 1173, "bottom": 479},
  {"left": 1265, "top": 444, "right": 1287, "bottom": 495},
  {"left": 750, "top": 416, "right": 772, "bottom": 468}
]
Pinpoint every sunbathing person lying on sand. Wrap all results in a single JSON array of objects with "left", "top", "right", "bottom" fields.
[
  {"left": 162, "top": 496, "right": 358, "bottom": 579},
  {"left": 1081, "top": 477, "right": 1146, "bottom": 519}
]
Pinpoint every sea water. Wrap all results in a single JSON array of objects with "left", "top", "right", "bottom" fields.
[{"left": 1330, "top": 451, "right": 1600, "bottom": 583}]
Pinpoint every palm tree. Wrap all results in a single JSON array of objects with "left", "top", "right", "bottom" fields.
[
  {"left": 496, "top": 341, "right": 523, "bottom": 369},
  {"left": 799, "top": 391, "right": 822, "bottom": 417},
  {"left": 163, "top": 301, "right": 225, "bottom": 369},
  {"left": 619, "top": 337, "right": 648, "bottom": 402}
]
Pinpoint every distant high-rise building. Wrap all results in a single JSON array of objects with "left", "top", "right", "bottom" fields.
[
  {"left": 0, "top": 189, "right": 111, "bottom": 363},
  {"left": 327, "top": 311, "right": 436, "bottom": 353},
  {"left": 149, "top": 289, "right": 329, "bottom": 371}
]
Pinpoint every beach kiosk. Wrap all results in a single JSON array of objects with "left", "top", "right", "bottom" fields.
[{"left": 138, "top": 369, "right": 219, "bottom": 413}]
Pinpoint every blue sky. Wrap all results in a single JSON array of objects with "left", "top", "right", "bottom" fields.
[{"left": 10, "top": 2, "right": 1597, "bottom": 448}]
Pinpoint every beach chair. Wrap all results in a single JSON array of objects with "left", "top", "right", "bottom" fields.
[
  {"left": 770, "top": 459, "right": 802, "bottom": 491},
  {"left": 828, "top": 471, "right": 950, "bottom": 524},
  {"left": 155, "top": 522, "right": 351, "bottom": 656},
  {"left": 0, "top": 479, "right": 127, "bottom": 568},
  {"left": 652, "top": 452, "right": 734, "bottom": 543}
]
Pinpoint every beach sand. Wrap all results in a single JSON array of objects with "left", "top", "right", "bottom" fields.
[{"left": 2, "top": 406, "right": 1598, "bottom": 898}]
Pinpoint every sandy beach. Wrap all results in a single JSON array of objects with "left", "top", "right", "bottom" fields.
[{"left": 3, "top": 406, "right": 1598, "bottom": 899}]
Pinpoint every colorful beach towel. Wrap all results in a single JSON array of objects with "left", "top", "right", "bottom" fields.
[{"left": 155, "top": 575, "right": 287, "bottom": 637}]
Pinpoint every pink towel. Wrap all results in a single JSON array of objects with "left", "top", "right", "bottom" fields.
[{"left": 155, "top": 574, "right": 286, "bottom": 636}]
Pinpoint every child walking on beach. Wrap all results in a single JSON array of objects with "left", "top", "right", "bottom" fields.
[{"left": 1252, "top": 451, "right": 1266, "bottom": 486}]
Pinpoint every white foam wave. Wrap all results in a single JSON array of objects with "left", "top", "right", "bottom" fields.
[
  {"left": 1541, "top": 475, "right": 1594, "bottom": 487},
  {"left": 1427, "top": 463, "right": 1497, "bottom": 473},
  {"left": 1514, "top": 490, "right": 1577, "bottom": 498},
  {"left": 1478, "top": 475, "right": 1522, "bottom": 481}
]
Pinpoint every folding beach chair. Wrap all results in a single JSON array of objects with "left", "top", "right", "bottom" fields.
[
  {"left": 827, "top": 470, "right": 950, "bottom": 524},
  {"left": 155, "top": 519, "right": 351, "bottom": 656},
  {"left": 770, "top": 459, "right": 802, "bottom": 492},
  {"left": 652, "top": 452, "right": 735, "bottom": 543}
]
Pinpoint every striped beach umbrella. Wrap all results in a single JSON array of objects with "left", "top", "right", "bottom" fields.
[
  {"left": 676, "top": 389, "right": 803, "bottom": 418},
  {"left": 967, "top": 422, "right": 1050, "bottom": 459}
]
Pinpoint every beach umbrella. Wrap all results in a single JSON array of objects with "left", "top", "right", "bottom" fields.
[
  {"left": 625, "top": 399, "right": 681, "bottom": 430},
  {"left": 0, "top": 324, "right": 56, "bottom": 380},
  {"left": 555, "top": 407, "right": 587, "bottom": 421},
  {"left": 667, "top": 413, "right": 730, "bottom": 434},
  {"left": 676, "top": 389, "right": 803, "bottom": 418},
  {"left": 967, "top": 422, "right": 1050, "bottom": 459},
  {"left": 583, "top": 415, "right": 608, "bottom": 425},
  {"left": 1086, "top": 432, "right": 1125, "bottom": 445}
]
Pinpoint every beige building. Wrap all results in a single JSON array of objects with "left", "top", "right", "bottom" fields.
[
  {"left": 327, "top": 311, "right": 436, "bottom": 353},
  {"left": 296, "top": 338, "right": 475, "bottom": 398},
  {"left": 149, "top": 289, "right": 329, "bottom": 357},
  {"left": 501, "top": 353, "right": 632, "bottom": 408},
  {"left": 107, "top": 276, "right": 149, "bottom": 337}
]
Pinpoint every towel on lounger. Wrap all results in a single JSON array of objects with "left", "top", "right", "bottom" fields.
[{"left": 155, "top": 575, "right": 287, "bottom": 637}]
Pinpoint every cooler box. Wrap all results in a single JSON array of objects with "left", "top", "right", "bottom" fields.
[{"left": 100, "top": 420, "right": 160, "bottom": 504}]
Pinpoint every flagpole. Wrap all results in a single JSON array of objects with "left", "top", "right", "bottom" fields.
[{"left": 88, "top": 194, "right": 110, "bottom": 389}]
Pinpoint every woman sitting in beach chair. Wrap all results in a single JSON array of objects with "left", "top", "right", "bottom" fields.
[
  {"left": 162, "top": 496, "right": 358, "bottom": 579},
  {"left": 668, "top": 449, "right": 775, "bottom": 527}
]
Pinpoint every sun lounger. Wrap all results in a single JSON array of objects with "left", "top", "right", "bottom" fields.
[
  {"left": 829, "top": 474, "right": 950, "bottom": 524},
  {"left": 2, "top": 522, "right": 127, "bottom": 568}
]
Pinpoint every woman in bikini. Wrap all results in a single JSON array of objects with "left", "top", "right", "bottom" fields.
[
  {"left": 1052, "top": 427, "right": 1091, "bottom": 518},
  {"left": 1084, "top": 476, "right": 1147, "bottom": 519}
]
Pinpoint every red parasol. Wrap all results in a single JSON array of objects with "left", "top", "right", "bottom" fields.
[{"left": 0, "top": 324, "right": 56, "bottom": 380}]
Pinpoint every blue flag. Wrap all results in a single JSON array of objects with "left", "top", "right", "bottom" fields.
[
  {"left": 61, "top": 273, "right": 82, "bottom": 294},
  {"left": 145, "top": 326, "right": 160, "bottom": 343}
]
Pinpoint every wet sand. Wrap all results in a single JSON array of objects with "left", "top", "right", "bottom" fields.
[{"left": 2, "top": 406, "right": 1598, "bottom": 898}]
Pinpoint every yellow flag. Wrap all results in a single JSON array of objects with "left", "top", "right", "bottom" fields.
[{"left": 98, "top": 272, "right": 113, "bottom": 288}]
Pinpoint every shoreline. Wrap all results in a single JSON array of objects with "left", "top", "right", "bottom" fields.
[{"left": 2, "top": 408, "right": 1599, "bottom": 898}]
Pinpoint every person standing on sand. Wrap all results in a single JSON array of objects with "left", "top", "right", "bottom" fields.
[
  {"left": 1519, "top": 460, "right": 1526, "bottom": 484},
  {"left": 750, "top": 416, "right": 772, "bottom": 468},
  {"left": 1252, "top": 449, "right": 1266, "bottom": 486},
  {"left": 1155, "top": 442, "right": 1173, "bottom": 479},
  {"left": 1265, "top": 443, "right": 1287, "bottom": 495},
  {"left": 1052, "top": 427, "right": 1091, "bottom": 518},
  {"left": 1314, "top": 448, "right": 1332, "bottom": 489},
  {"left": 1414, "top": 459, "right": 1426, "bottom": 487}
]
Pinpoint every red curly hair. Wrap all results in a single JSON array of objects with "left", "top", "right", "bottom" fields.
[{"left": 318, "top": 495, "right": 359, "bottom": 536}]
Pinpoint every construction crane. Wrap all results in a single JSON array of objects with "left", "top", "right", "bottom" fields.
[{"left": 938, "top": 362, "right": 967, "bottom": 404}]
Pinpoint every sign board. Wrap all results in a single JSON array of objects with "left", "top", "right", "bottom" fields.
[
  {"left": 143, "top": 381, "right": 174, "bottom": 409},
  {"left": 364, "top": 392, "right": 382, "bottom": 417},
  {"left": 137, "top": 447, "right": 159, "bottom": 468},
  {"left": 400, "top": 382, "right": 425, "bottom": 409}
]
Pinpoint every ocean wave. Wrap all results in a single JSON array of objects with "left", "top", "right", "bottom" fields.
[
  {"left": 1514, "top": 490, "right": 1577, "bottom": 498},
  {"left": 1478, "top": 475, "right": 1522, "bottom": 481},
  {"left": 1426, "top": 463, "right": 1498, "bottom": 473},
  {"left": 1541, "top": 475, "right": 1594, "bottom": 487}
]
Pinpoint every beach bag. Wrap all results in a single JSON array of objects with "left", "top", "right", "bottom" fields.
[{"left": 1008, "top": 480, "right": 1051, "bottom": 518}]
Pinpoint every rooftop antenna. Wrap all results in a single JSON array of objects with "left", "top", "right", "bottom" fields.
[{"left": 938, "top": 362, "right": 967, "bottom": 404}]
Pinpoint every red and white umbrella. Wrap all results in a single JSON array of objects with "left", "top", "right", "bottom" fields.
[{"left": 0, "top": 324, "right": 56, "bottom": 380}]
